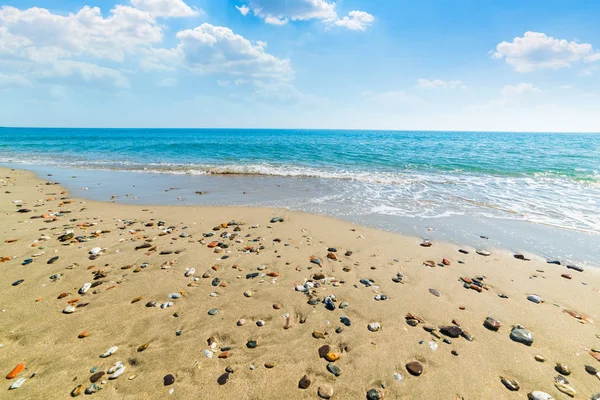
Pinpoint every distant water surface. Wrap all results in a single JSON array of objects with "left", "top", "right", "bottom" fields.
[{"left": 1, "top": 128, "right": 598, "bottom": 266}]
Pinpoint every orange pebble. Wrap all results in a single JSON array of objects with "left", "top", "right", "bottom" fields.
[
  {"left": 208, "top": 241, "right": 218, "bottom": 248},
  {"left": 78, "top": 331, "right": 89, "bottom": 339},
  {"left": 267, "top": 272, "right": 279, "bottom": 277},
  {"left": 67, "top": 298, "right": 81, "bottom": 304},
  {"left": 31, "top": 243, "right": 39, "bottom": 247},
  {"left": 6, "top": 363, "right": 24, "bottom": 379},
  {"left": 212, "top": 265, "right": 220, "bottom": 271},
  {"left": 35, "top": 297, "right": 43, "bottom": 302},
  {"left": 218, "top": 351, "right": 230, "bottom": 358},
  {"left": 325, "top": 352, "right": 340, "bottom": 362}
]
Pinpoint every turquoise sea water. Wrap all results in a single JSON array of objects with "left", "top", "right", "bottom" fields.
[{"left": 1, "top": 128, "right": 599, "bottom": 265}]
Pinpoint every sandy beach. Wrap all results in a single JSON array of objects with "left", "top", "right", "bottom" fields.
[{"left": 1, "top": 166, "right": 600, "bottom": 399}]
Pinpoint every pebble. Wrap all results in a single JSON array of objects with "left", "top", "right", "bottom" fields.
[
  {"left": 368, "top": 322, "right": 381, "bottom": 332},
  {"left": 318, "top": 385, "right": 334, "bottom": 399},
  {"left": 527, "top": 294, "right": 542, "bottom": 303},
  {"left": 484, "top": 317, "right": 501, "bottom": 331},
  {"left": 406, "top": 361, "right": 423, "bottom": 376},
  {"left": 217, "top": 373, "right": 229, "bottom": 385},
  {"left": 476, "top": 250, "right": 491, "bottom": 256},
  {"left": 440, "top": 325, "right": 462, "bottom": 338},
  {"left": 527, "top": 391, "right": 554, "bottom": 400},
  {"left": 71, "top": 384, "right": 84, "bottom": 397},
  {"left": 9, "top": 377, "right": 26, "bottom": 390},
  {"left": 237, "top": 319, "right": 246, "bottom": 326},
  {"left": 100, "top": 346, "right": 118, "bottom": 358},
  {"left": 63, "top": 305, "right": 76, "bottom": 314},
  {"left": 90, "top": 372, "right": 104, "bottom": 383},
  {"left": 534, "top": 355, "right": 545, "bottom": 362},
  {"left": 366, "top": 388, "right": 384, "bottom": 400},
  {"left": 208, "top": 308, "right": 219, "bottom": 315},
  {"left": 246, "top": 340, "right": 257, "bottom": 349},
  {"left": 501, "top": 377, "right": 520, "bottom": 391},
  {"left": 163, "top": 374, "right": 175, "bottom": 386},
  {"left": 318, "top": 345, "right": 331, "bottom": 358},
  {"left": 510, "top": 325, "right": 534, "bottom": 346},
  {"left": 555, "top": 363, "right": 571, "bottom": 375},
  {"left": 327, "top": 363, "right": 342, "bottom": 376},
  {"left": 429, "top": 288, "right": 441, "bottom": 297},
  {"left": 298, "top": 374, "right": 311, "bottom": 389}
]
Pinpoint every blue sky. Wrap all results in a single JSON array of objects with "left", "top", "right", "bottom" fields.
[{"left": 0, "top": 0, "right": 599, "bottom": 131}]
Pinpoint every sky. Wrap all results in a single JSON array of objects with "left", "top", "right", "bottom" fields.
[{"left": 0, "top": 0, "right": 599, "bottom": 132}]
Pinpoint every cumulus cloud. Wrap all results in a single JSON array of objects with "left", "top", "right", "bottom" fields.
[
  {"left": 130, "top": 0, "right": 200, "bottom": 17},
  {"left": 493, "top": 31, "right": 600, "bottom": 72},
  {"left": 0, "top": 5, "right": 163, "bottom": 62},
  {"left": 175, "top": 23, "right": 292, "bottom": 79},
  {"left": 501, "top": 82, "right": 541, "bottom": 96},
  {"left": 237, "top": 0, "right": 374, "bottom": 31},
  {"left": 417, "top": 79, "right": 465, "bottom": 89},
  {"left": 333, "top": 11, "right": 374, "bottom": 31}
]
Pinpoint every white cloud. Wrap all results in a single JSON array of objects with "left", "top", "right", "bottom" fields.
[
  {"left": 131, "top": 0, "right": 200, "bottom": 17},
  {"left": 265, "top": 16, "right": 289, "bottom": 25},
  {"left": 501, "top": 82, "right": 541, "bottom": 96},
  {"left": 493, "top": 31, "right": 600, "bottom": 72},
  {"left": 236, "top": 5, "right": 250, "bottom": 16},
  {"left": 0, "top": 5, "right": 163, "bottom": 63},
  {"left": 157, "top": 78, "right": 177, "bottom": 87},
  {"left": 238, "top": 0, "right": 374, "bottom": 31},
  {"left": 0, "top": 72, "right": 32, "bottom": 88},
  {"left": 333, "top": 11, "right": 374, "bottom": 32},
  {"left": 417, "top": 79, "right": 465, "bottom": 89},
  {"left": 175, "top": 23, "right": 292, "bottom": 79}
]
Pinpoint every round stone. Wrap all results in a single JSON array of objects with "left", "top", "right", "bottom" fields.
[
  {"left": 246, "top": 340, "right": 257, "bottom": 349},
  {"left": 406, "top": 361, "right": 423, "bottom": 376},
  {"left": 318, "top": 385, "right": 334, "bottom": 399},
  {"left": 163, "top": 374, "right": 175, "bottom": 386},
  {"left": 367, "top": 388, "right": 383, "bottom": 400}
]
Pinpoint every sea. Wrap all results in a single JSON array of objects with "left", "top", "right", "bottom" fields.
[{"left": 1, "top": 128, "right": 598, "bottom": 267}]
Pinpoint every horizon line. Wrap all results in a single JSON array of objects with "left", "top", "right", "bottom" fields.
[{"left": 1, "top": 126, "right": 599, "bottom": 134}]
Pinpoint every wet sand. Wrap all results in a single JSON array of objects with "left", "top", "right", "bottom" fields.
[{"left": 1, "top": 166, "right": 600, "bottom": 399}]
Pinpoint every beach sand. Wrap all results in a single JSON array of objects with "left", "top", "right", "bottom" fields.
[{"left": 1, "top": 166, "right": 599, "bottom": 399}]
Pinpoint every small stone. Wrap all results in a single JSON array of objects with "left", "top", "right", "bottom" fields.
[
  {"left": 318, "top": 345, "right": 331, "bottom": 358},
  {"left": 476, "top": 250, "right": 491, "bottom": 256},
  {"left": 246, "top": 340, "right": 257, "bottom": 349},
  {"left": 327, "top": 363, "right": 341, "bottom": 377},
  {"left": 325, "top": 352, "right": 340, "bottom": 362},
  {"left": 217, "top": 373, "right": 229, "bottom": 385},
  {"left": 208, "top": 308, "right": 218, "bottom": 315},
  {"left": 585, "top": 365, "right": 598, "bottom": 375},
  {"left": 368, "top": 322, "right": 381, "bottom": 332},
  {"left": 484, "top": 317, "right": 501, "bottom": 331},
  {"left": 163, "top": 374, "right": 175, "bottom": 386},
  {"left": 534, "top": 355, "right": 545, "bottom": 362},
  {"left": 298, "top": 374, "right": 311, "bottom": 389},
  {"left": 555, "top": 363, "right": 571, "bottom": 375},
  {"left": 429, "top": 288, "right": 441, "bottom": 297},
  {"left": 237, "top": 319, "right": 246, "bottom": 326},
  {"left": 318, "top": 385, "right": 334, "bottom": 399},
  {"left": 510, "top": 325, "right": 533, "bottom": 346},
  {"left": 264, "top": 362, "right": 276, "bottom": 369},
  {"left": 367, "top": 388, "right": 384, "bottom": 400},
  {"left": 244, "top": 290, "right": 254, "bottom": 298},
  {"left": 90, "top": 372, "right": 105, "bottom": 383},
  {"left": 440, "top": 325, "right": 462, "bottom": 338},
  {"left": 273, "top": 303, "right": 281, "bottom": 310},
  {"left": 406, "top": 361, "right": 423, "bottom": 376},
  {"left": 501, "top": 377, "right": 520, "bottom": 391}
]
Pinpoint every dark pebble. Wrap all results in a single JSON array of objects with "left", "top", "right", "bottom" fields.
[
  {"left": 298, "top": 374, "right": 311, "bottom": 389},
  {"left": 217, "top": 373, "right": 230, "bottom": 385},
  {"left": 163, "top": 374, "right": 175, "bottom": 386},
  {"left": 406, "top": 361, "right": 423, "bottom": 376}
]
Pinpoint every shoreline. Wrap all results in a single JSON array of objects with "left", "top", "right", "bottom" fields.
[
  {"left": 2, "top": 162, "right": 597, "bottom": 270},
  {"left": 2, "top": 166, "right": 600, "bottom": 399}
]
